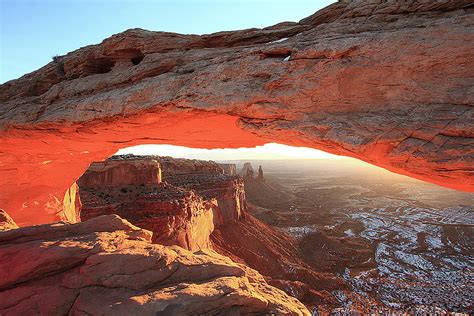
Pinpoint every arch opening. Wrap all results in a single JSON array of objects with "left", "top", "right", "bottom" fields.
[{"left": 70, "top": 142, "right": 473, "bottom": 312}]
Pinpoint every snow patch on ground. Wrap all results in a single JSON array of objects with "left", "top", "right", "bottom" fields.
[
  {"left": 345, "top": 205, "right": 474, "bottom": 313},
  {"left": 344, "top": 229, "right": 355, "bottom": 237},
  {"left": 268, "top": 37, "right": 288, "bottom": 44},
  {"left": 285, "top": 225, "right": 317, "bottom": 238}
]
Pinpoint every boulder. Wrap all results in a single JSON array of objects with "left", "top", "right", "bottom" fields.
[{"left": 0, "top": 214, "right": 310, "bottom": 315}]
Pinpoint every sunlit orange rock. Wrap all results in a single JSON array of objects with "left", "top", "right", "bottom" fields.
[
  {"left": 78, "top": 156, "right": 216, "bottom": 251},
  {"left": 0, "top": 209, "right": 18, "bottom": 231},
  {"left": 0, "top": 214, "right": 310, "bottom": 315},
  {"left": 0, "top": 1, "right": 473, "bottom": 225},
  {"left": 58, "top": 155, "right": 340, "bottom": 308},
  {"left": 160, "top": 157, "right": 246, "bottom": 225},
  {"left": 79, "top": 157, "right": 162, "bottom": 187},
  {"left": 78, "top": 155, "right": 245, "bottom": 250},
  {"left": 80, "top": 181, "right": 217, "bottom": 251}
]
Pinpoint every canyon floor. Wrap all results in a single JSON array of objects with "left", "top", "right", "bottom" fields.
[{"left": 235, "top": 159, "right": 474, "bottom": 314}]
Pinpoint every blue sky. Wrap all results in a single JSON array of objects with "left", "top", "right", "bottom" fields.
[{"left": 0, "top": 0, "right": 334, "bottom": 83}]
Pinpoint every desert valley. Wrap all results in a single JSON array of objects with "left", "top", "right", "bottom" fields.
[
  {"left": 1, "top": 153, "right": 472, "bottom": 314},
  {"left": 1, "top": 0, "right": 473, "bottom": 314}
]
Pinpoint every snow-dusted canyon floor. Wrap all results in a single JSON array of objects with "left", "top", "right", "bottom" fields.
[
  {"left": 345, "top": 205, "right": 473, "bottom": 313},
  {"left": 238, "top": 159, "right": 473, "bottom": 313}
]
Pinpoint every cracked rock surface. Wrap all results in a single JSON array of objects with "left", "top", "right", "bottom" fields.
[{"left": 0, "top": 214, "right": 309, "bottom": 315}]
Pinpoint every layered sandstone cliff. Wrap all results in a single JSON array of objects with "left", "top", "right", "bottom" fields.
[
  {"left": 79, "top": 157, "right": 162, "bottom": 187},
  {"left": 155, "top": 156, "right": 224, "bottom": 175},
  {"left": 1, "top": 1, "right": 472, "bottom": 225},
  {"left": 78, "top": 157, "right": 216, "bottom": 251},
  {"left": 0, "top": 214, "right": 309, "bottom": 315},
  {"left": 165, "top": 173, "right": 246, "bottom": 225},
  {"left": 78, "top": 155, "right": 246, "bottom": 250},
  {"left": 78, "top": 155, "right": 344, "bottom": 309},
  {"left": 134, "top": 155, "right": 246, "bottom": 224}
]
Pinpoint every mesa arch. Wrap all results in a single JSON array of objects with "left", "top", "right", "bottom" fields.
[{"left": 0, "top": 1, "right": 473, "bottom": 226}]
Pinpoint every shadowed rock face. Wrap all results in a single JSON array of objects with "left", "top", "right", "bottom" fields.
[
  {"left": 0, "top": 214, "right": 310, "bottom": 315},
  {"left": 78, "top": 156, "right": 219, "bottom": 251},
  {"left": 0, "top": 0, "right": 473, "bottom": 225},
  {"left": 78, "top": 155, "right": 246, "bottom": 249},
  {"left": 79, "top": 157, "right": 162, "bottom": 187},
  {"left": 77, "top": 155, "right": 340, "bottom": 308}
]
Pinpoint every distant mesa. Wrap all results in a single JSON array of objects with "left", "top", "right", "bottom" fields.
[
  {"left": 240, "top": 162, "right": 265, "bottom": 182},
  {"left": 240, "top": 162, "right": 254, "bottom": 179},
  {"left": 217, "top": 163, "right": 237, "bottom": 176}
]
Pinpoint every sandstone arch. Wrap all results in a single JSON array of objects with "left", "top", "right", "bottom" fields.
[{"left": 1, "top": 1, "right": 473, "bottom": 226}]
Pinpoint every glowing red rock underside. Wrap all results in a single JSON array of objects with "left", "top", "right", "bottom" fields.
[{"left": 0, "top": 1, "right": 473, "bottom": 225}]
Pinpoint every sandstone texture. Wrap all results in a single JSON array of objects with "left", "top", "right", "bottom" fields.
[
  {"left": 0, "top": 1, "right": 473, "bottom": 225},
  {"left": 0, "top": 214, "right": 310, "bottom": 315},
  {"left": 79, "top": 157, "right": 162, "bottom": 187},
  {"left": 164, "top": 170, "right": 246, "bottom": 225},
  {"left": 78, "top": 155, "right": 246, "bottom": 250},
  {"left": 134, "top": 155, "right": 246, "bottom": 225},
  {"left": 157, "top": 156, "right": 225, "bottom": 176},
  {"left": 78, "top": 155, "right": 342, "bottom": 308},
  {"left": 0, "top": 209, "right": 18, "bottom": 231},
  {"left": 78, "top": 157, "right": 216, "bottom": 251}
]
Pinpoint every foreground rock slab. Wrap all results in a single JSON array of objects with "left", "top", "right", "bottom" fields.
[
  {"left": 0, "top": 215, "right": 310, "bottom": 315},
  {"left": 0, "top": 1, "right": 472, "bottom": 225}
]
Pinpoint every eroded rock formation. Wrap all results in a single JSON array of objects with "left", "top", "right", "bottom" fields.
[
  {"left": 218, "top": 163, "right": 237, "bottom": 176},
  {"left": 0, "top": 1, "right": 473, "bottom": 225},
  {"left": 78, "top": 155, "right": 342, "bottom": 308},
  {"left": 79, "top": 155, "right": 246, "bottom": 250},
  {"left": 241, "top": 162, "right": 255, "bottom": 180},
  {"left": 156, "top": 156, "right": 224, "bottom": 176},
  {"left": 0, "top": 214, "right": 309, "bottom": 315},
  {"left": 79, "top": 157, "right": 162, "bottom": 187},
  {"left": 79, "top": 157, "right": 216, "bottom": 251},
  {"left": 164, "top": 171, "right": 246, "bottom": 225},
  {"left": 0, "top": 209, "right": 18, "bottom": 231}
]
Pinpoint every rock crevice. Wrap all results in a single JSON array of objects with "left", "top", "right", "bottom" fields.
[{"left": 0, "top": 214, "right": 310, "bottom": 315}]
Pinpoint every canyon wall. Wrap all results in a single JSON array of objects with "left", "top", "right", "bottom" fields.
[
  {"left": 77, "top": 155, "right": 337, "bottom": 308},
  {"left": 78, "top": 155, "right": 245, "bottom": 249},
  {"left": 79, "top": 157, "right": 162, "bottom": 187},
  {"left": 156, "top": 155, "right": 246, "bottom": 224},
  {"left": 0, "top": 1, "right": 473, "bottom": 225},
  {"left": 78, "top": 157, "right": 217, "bottom": 251},
  {"left": 157, "top": 156, "right": 224, "bottom": 176},
  {"left": 165, "top": 173, "right": 246, "bottom": 225}
]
